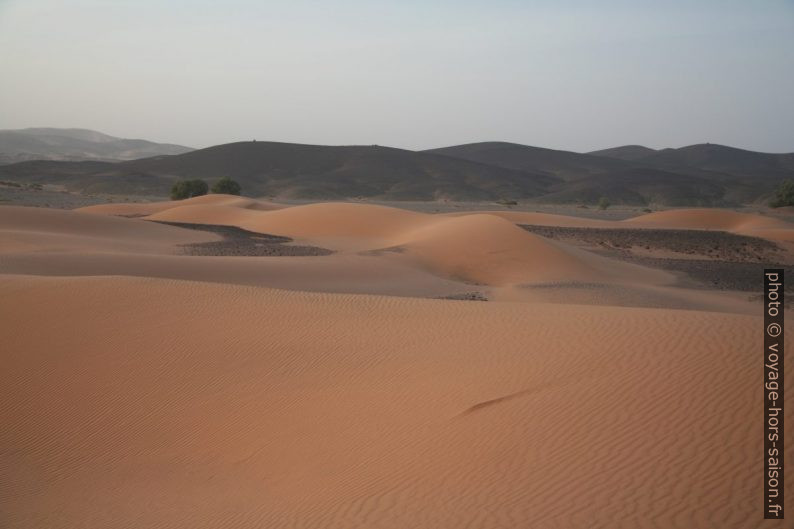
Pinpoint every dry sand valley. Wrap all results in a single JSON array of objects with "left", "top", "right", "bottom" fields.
[{"left": 1, "top": 195, "right": 792, "bottom": 528}]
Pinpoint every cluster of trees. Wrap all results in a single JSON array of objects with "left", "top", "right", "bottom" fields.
[{"left": 170, "top": 176, "right": 242, "bottom": 200}]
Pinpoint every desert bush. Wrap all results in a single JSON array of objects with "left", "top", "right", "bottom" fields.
[
  {"left": 211, "top": 176, "right": 242, "bottom": 195},
  {"left": 770, "top": 180, "right": 794, "bottom": 208},
  {"left": 597, "top": 196, "right": 611, "bottom": 210},
  {"left": 171, "top": 179, "right": 208, "bottom": 200}
]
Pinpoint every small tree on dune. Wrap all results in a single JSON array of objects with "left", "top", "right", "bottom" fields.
[
  {"left": 171, "top": 179, "right": 208, "bottom": 200},
  {"left": 211, "top": 176, "right": 242, "bottom": 196},
  {"left": 597, "top": 196, "right": 611, "bottom": 210}
]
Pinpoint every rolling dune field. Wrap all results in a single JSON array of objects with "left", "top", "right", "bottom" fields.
[{"left": 1, "top": 195, "right": 792, "bottom": 528}]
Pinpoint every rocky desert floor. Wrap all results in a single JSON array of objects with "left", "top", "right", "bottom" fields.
[{"left": 1, "top": 194, "right": 793, "bottom": 528}]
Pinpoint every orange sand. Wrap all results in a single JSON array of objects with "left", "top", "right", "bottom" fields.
[
  {"left": 1, "top": 199, "right": 793, "bottom": 528},
  {"left": 1, "top": 275, "right": 791, "bottom": 528}
]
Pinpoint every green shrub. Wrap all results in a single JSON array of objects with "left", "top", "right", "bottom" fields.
[
  {"left": 597, "top": 196, "right": 611, "bottom": 210},
  {"left": 211, "top": 176, "right": 242, "bottom": 196},
  {"left": 770, "top": 180, "right": 794, "bottom": 208},
  {"left": 171, "top": 179, "right": 208, "bottom": 200}
]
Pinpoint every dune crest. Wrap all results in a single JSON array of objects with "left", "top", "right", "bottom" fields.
[
  {"left": 147, "top": 201, "right": 431, "bottom": 248},
  {"left": 624, "top": 208, "right": 794, "bottom": 240},
  {"left": 444, "top": 209, "right": 614, "bottom": 228},
  {"left": 78, "top": 193, "right": 284, "bottom": 217}
]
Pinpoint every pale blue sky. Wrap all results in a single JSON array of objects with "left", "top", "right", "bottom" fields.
[{"left": 1, "top": 0, "right": 792, "bottom": 152}]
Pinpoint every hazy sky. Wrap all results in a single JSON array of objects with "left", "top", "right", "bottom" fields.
[{"left": 1, "top": 0, "right": 793, "bottom": 152}]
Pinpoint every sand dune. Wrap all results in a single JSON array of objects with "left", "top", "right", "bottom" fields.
[
  {"left": 0, "top": 204, "right": 478, "bottom": 298},
  {"left": 81, "top": 196, "right": 794, "bottom": 242},
  {"left": 0, "top": 205, "right": 218, "bottom": 254},
  {"left": 447, "top": 207, "right": 794, "bottom": 241},
  {"left": 386, "top": 213, "right": 671, "bottom": 286},
  {"left": 625, "top": 208, "right": 794, "bottom": 240},
  {"left": 147, "top": 201, "right": 432, "bottom": 250},
  {"left": 142, "top": 200, "right": 794, "bottom": 245},
  {"left": 6, "top": 202, "right": 651, "bottom": 289},
  {"left": 145, "top": 202, "right": 677, "bottom": 287},
  {"left": 1, "top": 274, "right": 790, "bottom": 528},
  {"left": 17, "top": 198, "right": 791, "bottom": 294},
  {"left": 625, "top": 208, "right": 784, "bottom": 230},
  {"left": 77, "top": 193, "right": 284, "bottom": 217},
  {"left": 2, "top": 201, "right": 789, "bottom": 305}
]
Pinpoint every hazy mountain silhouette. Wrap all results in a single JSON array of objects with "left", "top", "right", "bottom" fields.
[{"left": 0, "top": 128, "right": 193, "bottom": 164}]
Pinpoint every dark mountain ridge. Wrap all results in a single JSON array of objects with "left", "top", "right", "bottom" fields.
[
  {"left": 0, "top": 138, "right": 791, "bottom": 206},
  {"left": 0, "top": 141, "right": 556, "bottom": 201}
]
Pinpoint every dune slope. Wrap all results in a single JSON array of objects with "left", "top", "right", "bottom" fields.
[
  {"left": 0, "top": 205, "right": 218, "bottom": 254},
  {"left": 387, "top": 213, "right": 671, "bottom": 286}
]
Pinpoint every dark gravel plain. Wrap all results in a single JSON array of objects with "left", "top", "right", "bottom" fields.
[
  {"left": 520, "top": 224, "right": 792, "bottom": 292},
  {"left": 151, "top": 221, "right": 333, "bottom": 257}
]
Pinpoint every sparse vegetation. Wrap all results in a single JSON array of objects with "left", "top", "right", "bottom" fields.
[
  {"left": 171, "top": 179, "right": 208, "bottom": 200},
  {"left": 598, "top": 196, "right": 611, "bottom": 210},
  {"left": 496, "top": 198, "right": 518, "bottom": 207},
  {"left": 211, "top": 176, "right": 242, "bottom": 196},
  {"left": 0, "top": 181, "right": 43, "bottom": 191},
  {"left": 770, "top": 180, "right": 794, "bottom": 208}
]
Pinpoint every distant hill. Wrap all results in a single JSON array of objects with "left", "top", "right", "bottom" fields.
[
  {"left": 638, "top": 144, "right": 794, "bottom": 179},
  {"left": 540, "top": 166, "right": 727, "bottom": 206},
  {"left": 425, "top": 142, "right": 627, "bottom": 180},
  {"left": 0, "top": 139, "right": 790, "bottom": 206},
  {"left": 429, "top": 141, "right": 792, "bottom": 206},
  {"left": 588, "top": 145, "right": 658, "bottom": 161},
  {"left": 0, "top": 128, "right": 193, "bottom": 164}
]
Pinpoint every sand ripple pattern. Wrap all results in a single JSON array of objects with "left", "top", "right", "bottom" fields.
[{"left": 1, "top": 275, "right": 791, "bottom": 528}]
